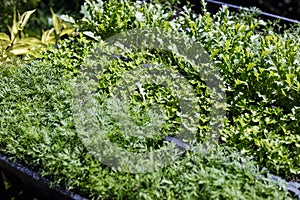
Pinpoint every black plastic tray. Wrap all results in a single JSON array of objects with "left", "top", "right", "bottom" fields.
[{"left": 0, "top": 154, "right": 87, "bottom": 200}]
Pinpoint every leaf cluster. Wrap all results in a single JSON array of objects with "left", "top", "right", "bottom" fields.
[
  {"left": 177, "top": 5, "right": 300, "bottom": 180},
  {"left": 78, "top": 0, "right": 300, "bottom": 180},
  {"left": 0, "top": 8, "right": 75, "bottom": 62}
]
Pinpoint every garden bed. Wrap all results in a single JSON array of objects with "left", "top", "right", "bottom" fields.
[{"left": 0, "top": 0, "right": 300, "bottom": 199}]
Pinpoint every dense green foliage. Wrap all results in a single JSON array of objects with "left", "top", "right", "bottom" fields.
[
  {"left": 79, "top": 0, "right": 300, "bottom": 181},
  {"left": 0, "top": 0, "right": 299, "bottom": 199},
  {"left": 0, "top": 59, "right": 292, "bottom": 198},
  {"left": 181, "top": 6, "right": 300, "bottom": 180}
]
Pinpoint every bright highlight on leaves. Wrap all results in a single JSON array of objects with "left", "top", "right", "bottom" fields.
[{"left": 0, "top": 8, "right": 75, "bottom": 62}]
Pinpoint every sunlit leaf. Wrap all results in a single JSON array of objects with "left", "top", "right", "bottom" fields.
[
  {"left": 60, "top": 28, "right": 75, "bottom": 37},
  {"left": 19, "top": 9, "right": 36, "bottom": 30},
  {"left": 0, "top": 33, "right": 10, "bottom": 41},
  {"left": 50, "top": 8, "right": 62, "bottom": 35},
  {"left": 9, "top": 47, "right": 30, "bottom": 55},
  {"left": 11, "top": 9, "right": 18, "bottom": 41},
  {"left": 19, "top": 37, "right": 45, "bottom": 46},
  {"left": 83, "top": 31, "right": 99, "bottom": 41},
  {"left": 60, "top": 15, "right": 75, "bottom": 23},
  {"left": 285, "top": 73, "right": 295, "bottom": 86},
  {"left": 41, "top": 28, "right": 55, "bottom": 44}
]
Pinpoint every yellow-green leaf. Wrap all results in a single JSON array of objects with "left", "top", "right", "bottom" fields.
[
  {"left": 246, "top": 62, "right": 255, "bottom": 71},
  {"left": 11, "top": 9, "right": 18, "bottom": 40},
  {"left": 9, "top": 48, "right": 30, "bottom": 55},
  {"left": 234, "top": 79, "right": 248, "bottom": 87},
  {"left": 19, "top": 9, "right": 36, "bottom": 30},
  {"left": 60, "top": 27, "right": 75, "bottom": 37},
  {"left": 51, "top": 8, "right": 62, "bottom": 35},
  {"left": 262, "top": 49, "right": 270, "bottom": 57},
  {"left": 19, "top": 37, "right": 45, "bottom": 46},
  {"left": 285, "top": 73, "right": 295, "bottom": 86},
  {"left": 41, "top": 29, "right": 55, "bottom": 44},
  {"left": 0, "top": 33, "right": 10, "bottom": 41}
]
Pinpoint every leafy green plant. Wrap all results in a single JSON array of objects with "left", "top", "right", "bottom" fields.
[
  {"left": 0, "top": 0, "right": 84, "bottom": 35},
  {"left": 177, "top": 5, "right": 300, "bottom": 180},
  {"left": 79, "top": 0, "right": 177, "bottom": 39},
  {"left": 78, "top": 1, "right": 300, "bottom": 181},
  {"left": 0, "top": 8, "right": 75, "bottom": 62},
  {"left": 50, "top": 8, "right": 76, "bottom": 45},
  {"left": 0, "top": 57, "right": 292, "bottom": 198},
  {"left": 0, "top": 0, "right": 41, "bottom": 32},
  {"left": 0, "top": 9, "right": 43, "bottom": 61}
]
